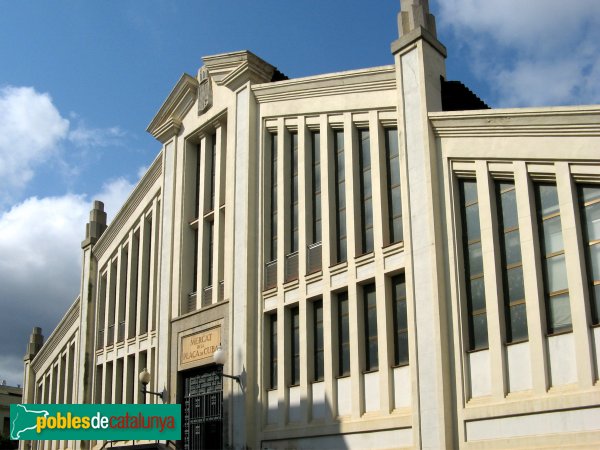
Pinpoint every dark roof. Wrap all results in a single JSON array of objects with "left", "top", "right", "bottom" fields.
[{"left": 441, "top": 77, "right": 489, "bottom": 111}]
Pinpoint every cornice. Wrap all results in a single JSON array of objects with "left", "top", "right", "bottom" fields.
[
  {"left": 31, "top": 297, "right": 80, "bottom": 373},
  {"left": 430, "top": 106, "right": 600, "bottom": 138},
  {"left": 147, "top": 74, "right": 198, "bottom": 142},
  {"left": 93, "top": 152, "right": 163, "bottom": 260},
  {"left": 252, "top": 66, "right": 396, "bottom": 103},
  {"left": 203, "top": 50, "right": 275, "bottom": 89}
]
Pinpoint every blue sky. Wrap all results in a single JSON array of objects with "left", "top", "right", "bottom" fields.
[{"left": 0, "top": 0, "right": 599, "bottom": 386}]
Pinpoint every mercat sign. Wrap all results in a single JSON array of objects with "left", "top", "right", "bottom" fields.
[
  {"left": 180, "top": 326, "right": 221, "bottom": 366},
  {"left": 10, "top": 404, "right": 181, "bottom": 440}
]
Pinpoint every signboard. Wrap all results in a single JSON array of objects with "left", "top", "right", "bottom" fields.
[{"left": 180, "top": 327, "right": 220, "bottom": 366}]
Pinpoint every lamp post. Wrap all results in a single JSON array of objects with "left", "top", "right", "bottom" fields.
[
  {"left": 138, "top": 368, "right": 168, "bottom": 403},
  {"left": 212, "top": 344, "right": 241, "bottom": 384}
]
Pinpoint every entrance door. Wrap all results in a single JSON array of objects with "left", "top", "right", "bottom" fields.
[{"left": 183, "top": 367, "right": 223, "bottom": 450}]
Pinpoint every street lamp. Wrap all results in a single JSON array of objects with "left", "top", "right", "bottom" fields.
[
  {"left": 212, "top": 344, "right": 241, "bottom": 385},
  {"left": 139, "top": 368, "right": 168, "bottom": 403}
]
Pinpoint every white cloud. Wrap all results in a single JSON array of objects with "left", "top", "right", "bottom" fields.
[
  {"left": 68, "top": 122, "right": 126, "bottom": 148},
  {"left": 0, "top": 176, "right": 137, "bottom": 386},
  {"left": 0, "top": 86, "right": 69, "bottom": 193},
  {"left": 436, "top": 0, "right": 600, "bottom": 106}
]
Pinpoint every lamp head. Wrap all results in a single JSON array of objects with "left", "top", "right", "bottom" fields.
[
  {"left": 139, "top": 368, "right": 151, "bottom": 386},
  {"left": 213, "top": 344, "right": 226, "bottom": 365}
]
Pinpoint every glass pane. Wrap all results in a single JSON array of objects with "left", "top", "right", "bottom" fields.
[
  {"left": 543, "top": 216, "right": 564, "bottom": 254},
  {"left": 363, "top": 171, "right": 372, "bottom": 198},
  {"left": 391, "top": 187, "right": 402, "bottom": 217},
  {"left": 465, "top": 204, "right": 481, "bottom": 241},
  {"left": 537, "top": 184, "right": 559, "bottom": 217},
  {"left": 590, "top": 244, "right": 600, "bottom": 281},
  {"left": 507, "top": 266, "right": 525, "bottom": 302},
  {"left": 580, "top": 185, "right": 600, "bottom": 203},
  {"left": 504, "top": 230, "right": 522, "bottom": 265},
  {"left": 395, "top": 299, "right": 407, "bottom": 330},
  {"left": 469, "top": 277, "right": 486, "bottom": 312},
  {"left": 368, "top": 339, "right": 378, "bottom": 370},
  {"left": 509, "top": 303, "right": 528, "bottom": 342},
  {"left": 462, "top": 180, "right": 478, "bottom": 205},
  {"left": 315, "top": 352, "right": 324, "bottom": 380},
  {"left": 548, "top": 293, "right": 572, "bottom": 331},
  {"left": 472, "top": 313, "right": 488, "bottom": 349},
  {"left": 337, "top": 185, "right": 346, "bottom": 209},
  {"left": 388, "top": 156, "right": 400, "bottom": 186},
  {"left": 498, "top": 182, "right": 514, "bottom": 194},
  {"left": 365, "top": 230, "right": 374, "bottom": 254},
  {"left": 584, "top": 201, "right": 600, "bottom": 242},
  {"left": 339, "top": 238, "right": 347, "bottom": 262},
  {"left": 339, "top": 212, "right": 346, "bottom": 237},
  {"left": 314, "top": 194, "right": 321, "bottom": 218},
  {"left": 335, "top": 131, "right": 344, "bottom": 151},
  {"left": 468, "top": 242, "right": 483, "bottom": 275},
  {"left": 546, "top": 254, "right": 568, "bottom": 293},
  {"left": 386, "top": 129, "right": 399, "bottom": 158},
  {"left": 368, "top": 307, "right": 377, "bottom": 337},
  {"left": 500, "top": 187, "right": 518, "bottom": 230},
  {"left": 340, "top": 346, "right": 350, "bottom": 375},
  {"left": 396, "top": 331, "right": 409, "bottom": 365},
  {"left": 592, "top": 284, "right": 600, "bottom": 324},
  {"left": 364, "top": 199, "right": 373, "bottom": 227},
  {"left": 314, "top": 165, "right": 321, "bottom": 191},
  {"left": 392, "top": 217, "right": 403, "bottom": 243},
  {"left": 393, "top": 276, "right": 406, "bottom": 299}
]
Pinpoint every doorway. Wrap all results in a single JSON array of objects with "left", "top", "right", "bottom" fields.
[{"left": 182, "top": 366, "right": 223, "bottom": 450}]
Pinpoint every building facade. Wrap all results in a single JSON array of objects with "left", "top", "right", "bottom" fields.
[{"left": 20, "top": 1, "right": 600, "bottom": 449}]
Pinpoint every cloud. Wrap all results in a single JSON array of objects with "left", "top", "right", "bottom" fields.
[
  {"left": 68, "top": 122, "right": 126, "bottom": 149},
  {"left": 0, "top": 86, "right": 69, "bottom": 194},
  {"left": 436, "top": 0, "right": 600, "bottom": 106},
  {"left": 0, "top": 178, "right": 137, "bottom": 386}
]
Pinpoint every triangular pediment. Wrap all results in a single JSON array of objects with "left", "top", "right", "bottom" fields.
[
  {"left": 147, "top": 73, "right": 199, "bottom": 143},
  {"left": 202, "top": 50, "right": 277, "bottom": 91}
]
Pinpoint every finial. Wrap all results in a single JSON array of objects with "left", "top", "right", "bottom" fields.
[{"left": 398, "top": 0, "right": 437, "bottom": 38}]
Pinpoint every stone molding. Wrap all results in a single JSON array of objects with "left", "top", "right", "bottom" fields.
[
  {"left": 430, "top": 106, "right": 600, "bottom": 137},
  {"left": 253, "top": 66, "right": 396, "bottom": 103},
  {"left": 147, "top": 74, "right": 199, "bottom": 142}
]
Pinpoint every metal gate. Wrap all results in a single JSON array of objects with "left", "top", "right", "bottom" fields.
[{"left": 183, "top": 368, "right": 223, "bottom": 450}]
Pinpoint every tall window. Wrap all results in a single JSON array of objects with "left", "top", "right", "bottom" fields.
[
  {"left": 358, "top": 130, "right": 373, "bottom": 254},
  {"left": 337, "top": 291, "right": 350, "bottom": 376},
  {"left": 459, "top": 179, "right": 488, "bottom": 350},
  {"left": 391, "top": 274, "right": 408, "bottom": 365},
  {"left": 496, "top": 182, "right": 528, "bottom": 342},
  {"left": 206, "top": 221, "right": 214, "bottom": 286},
  {"left": 334, "top": 130, "right": 347, "bottom": 263},
  {"left": 385, "top": 128, "right": 402, "bottom": 243},
  {"left": 290, "top": 307, "right": 300, "bottom": 385},
  {"left": 289, "top": 132, "right": 299, "bottom": 253},
  {"left": 192, "top": 229, "right": 198, "bottom": 293},
  {"left": 579, "top": 185, "right": 600, "bottom": 324},
  {"left": 269, "top": 133, "right": 278, "bottom": 262},
  {"left": 535, "top": 183, "right": 571, "bottom": 333},
  {"left": 311, "top": 132, "right": 322, "bottom": 244},
  {"left": 363, "top": 283, "right": 378, "bottom": 371},
  {"left": 269, "top": 314, "right": 278, "bottom": 389},
  {"left": 194, "top": 144, "right": 201, "bottom": 218},
  {"left": 209, "top": 133, "right": 217, "bottom": 210},
  {"left": 313, "top": 300, "right": 324, "bottom": 381}
]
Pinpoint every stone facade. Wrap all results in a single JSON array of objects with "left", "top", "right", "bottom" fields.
[{"left": 20, "top": 1, "right": 600, "bottom": 449}]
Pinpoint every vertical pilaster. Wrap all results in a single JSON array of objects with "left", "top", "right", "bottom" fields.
[
  {"left": 556, "top": 162, "right": 594, "bottom": 387},
  {"left": 514, "top": 162, "right": 548, "bottom": 394},
  {"left": 392, "top": 14, "right": 451, "bottom": 447},
  {"left": 477, "top": 162, "right": 507, "bottom": 398}
]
